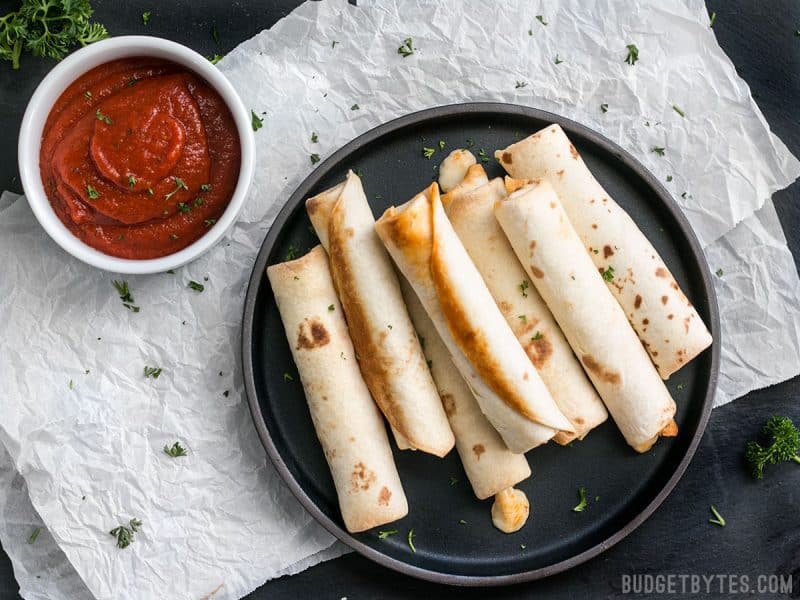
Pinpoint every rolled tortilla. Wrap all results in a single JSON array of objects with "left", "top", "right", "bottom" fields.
[
  {"left": 496, "top": 125, "right": 712, "bottom": 379},
  {"left": 438, "top": 148, "right": 478, "bottom": 193},
  {"left": 375, "top": 182, "right": 573, "bottom": 454},
  {"left": 267, "top": 246, "right": 408, "bottom": 532},
  {"left": 306, "top": 172, "right": 454, "bottom": 457},
  {"left": 440, "top": 161, "right": 608, "bottom": 444},
  {"left": 495, "top": 182, "right": 677, "bottom": 453},
  {"left": 401, "top": 277, "right": 531, "bottom": 500}
]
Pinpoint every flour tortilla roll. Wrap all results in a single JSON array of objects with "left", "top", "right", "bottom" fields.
[
  {"left": 401, "top": 278, "right": 531, "bottom": 499},
  {"left": 306, "top": 172, "right": 454, "bottom": 457},
  {"left": 375, "top": 183, "right": 573, "bottom": 454},
  {"left": 441, "top": 168, "right": 608, "bottom": 444},
  {"left": 496, "top": 125, "right": 712, "bottom": 379},
  {"left": 267, "top": 246, "right": 408, "bottom": 532},
  {"left": 438, "top": 149, "right": 479, "bottom": 193},
  {"left": 495, "top": 182, "right": 677, "bottom": 452}
]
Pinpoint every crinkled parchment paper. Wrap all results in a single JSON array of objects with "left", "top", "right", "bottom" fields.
[{"left": 1, "top": 0, "right": 798, "bottom": 597}]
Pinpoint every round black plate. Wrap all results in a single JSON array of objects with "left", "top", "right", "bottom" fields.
[{"left": 242, "top": 103, "right": 719, "bottom": 586}]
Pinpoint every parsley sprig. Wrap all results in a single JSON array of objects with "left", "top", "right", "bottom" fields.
[
  {"left": 0, "top": 0, "right": 108, "bottom": 70},
  {"left": 110, "top": 518, "right": 142, "bottom": 549},
  {"left": 164, "top": 441, "right": 187, "bottom": 457},
  {"left": 112, "top": 280, "right": 139, "bottom": 312}
]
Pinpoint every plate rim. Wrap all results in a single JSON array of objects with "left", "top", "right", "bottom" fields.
[{"left": 241, "top": 102, "right": 720, "bottom": 586}]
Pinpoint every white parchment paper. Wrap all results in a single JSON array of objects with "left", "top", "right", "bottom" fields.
[{"left": 1, "top": 0, "right": 798, "bottom": 598}]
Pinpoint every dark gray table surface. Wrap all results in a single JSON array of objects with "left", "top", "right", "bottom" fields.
[{"left": 0, "top": 1, "right": 798, "bottom": 598}]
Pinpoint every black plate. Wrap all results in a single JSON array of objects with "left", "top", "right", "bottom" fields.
[{"left": 242, "top": 103, "right": 720, "bottom": 586}]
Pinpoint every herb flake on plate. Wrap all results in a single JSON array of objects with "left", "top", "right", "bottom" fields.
[
  {"left": 164, "top": 441, "right": 187, "bottom": 457},
  {"left": 110, "top": 518, "right": 142, "bottom": 549},
  {"left": 572, "top": 487, "right": 588, "bottom": 512}
]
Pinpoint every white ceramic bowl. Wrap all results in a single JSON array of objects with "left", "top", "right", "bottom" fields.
[{"left": 18, "top": 36, "right": 255, "bottom": 274}]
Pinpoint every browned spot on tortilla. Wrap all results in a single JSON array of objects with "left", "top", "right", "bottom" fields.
[
  {"left": 668, "top": 314, "right": 674, "bottom": 320},
  {"left": 574, "top": 416, "right": 585, "bottom": 425},
  {"left": 378, "top": 486, "right": 392, "bottom": 506},
  {"left": 603, "top": 245, "right": 614, "bottom": 258},
  {"left": 523, "top": 371, "right": 529, "bottom": 380},
  {"left": 592, "top": 223, "right": 598, "bottom": 229},
  {"left": 549, "top": 202, "right": 556, "bottom": 209},
  {"left": 472, "top": 444, "right": 486, "bottom": 460},
  {"left": 643, "top": 318, "right": 649, "bottom": 325},
  {"left": 661, "top": 295, "right": 669, "bottom": 305},
  {"left": 556, "top": 169, "right": 565, "bottom": 177},
  {"left": 590, "top": 198, "right": 596, "bottom": 204},
  {"left": 569, "top": 143, "right": 579, "bottom": 159},
  {"left": 499, "top": 300, "right": 513, "bottom": 314},
  {"left": 655, "top": 267, "right": 668, "bottom": 278},
  {"left": 349, "top": 436, "right": 356, "bottom": 442},
  {"left": 581, "top": 354, "right": 621, "bottom": 385},
  {"left": 296, "top": 318, "right": 330, "bottom": 350},
  {"left": 661, "top": 419, "right": 678, "bottom": 437},
  {"left": 441, "top": 393, "right": 456, "bottom": 416},
  {"left": 634, "top": 294, "right": 642, "bottom": 309},
  {"left": 529, "top": 240, "right": 537, "bottom": 250},
  {"left": 350, "top": 462, "right": 376, "bottom": 492},
  {"left": 671, "top": 282, "right": 679, "bottom": 290},
  {"left": 345, "top": 227, "right": 355, "bottom": 238},
  {"left": 431, "top": 208, "right": 543, "bottom": 424},
  {"left": 684, "top": 316, "right": 691, "bottom": 333},
  {"left": 530, "top": 266, "right": 545, "bottom": 278},
  {"left": 652, "top": 351, "right": 659, "bottom": 357},
  {"left": 525, "top": 334, "right": 553, "bottom": 369},
  {"left": 665, "top": 339, "right": 670, "bottom": 344},
  {"left": 322, "top": 395, "right": 328, "bottom": 401},
  {"left": 502, "top": 152, "right": 513, "bottom": 164}
]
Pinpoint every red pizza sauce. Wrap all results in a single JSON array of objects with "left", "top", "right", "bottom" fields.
[{"left": 40, "top": 57, "right": 241, "bottom": 259}]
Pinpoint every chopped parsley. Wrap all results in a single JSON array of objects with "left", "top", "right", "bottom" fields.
[
  {"left": 519, "top": 280, "right": 529, "bottom": 297},
  {"left": 283, "top": 372, "right": 294, "bottom": 382},
  {"left": 666, "top": 175, "right": 673, "bottom": 182},
  {"left": 200, "top": 183, "right": 212, "bottom": 192},
  {"left": 95, "top": 109, "right": 112, "bottom": 125},
  {"left": 532, "top": 331, "right": 543, "bottom": 341},
  {"left": 601, "top": 266, "right": 615, "bottom": 281},
  {"left": 600, "top": 103, "right": 608, "bottom": 113},
  {"left": 284, "top": 245, "right": 299, "bottom": 260},
  {"left": 438, "top": 140, "right": 446, "bottom": 150},
  {"left": 83, "top": 90, "right": 92, "bottom": 99},
  {"left": 110, "top": 518, "right": 141, "bottom": 549},
  {"left": 478, "top": 148, "right": 489, "bottom": 163},
  {"left": 624, "top": 43, "right": 639, "bottom": 65},
  {"left": 331, "top": 40, "right": 338, "bottom": 49},
  {"left": 651, "top": 146, "right": 665, "bottom": 156},
  {"left": 311, "top": 132, "right": 318, "bottom": 143},
  {"left": 310, "top": 153, "right": 321, "bottom": 165},
  {"left": 449, "top": 476, "right": 458, "bottom": 486},
  {"left": 209, "top": 54, "right": 224, "bottom": 65},
  {"left": 350, "top": 103, "right": 360, "bottom": 111},
  {"left": 422, "top": 147, "right": 435, "bottom": 159},
  {"left": 163, "top": 441, "right": 187, "bottom": 457},
  {"left": 143, "top": 366, "right": 162, "bottom": 379},
  {"left": 86, "top": 185, "right": 99, "bottom": 200},
  {"left": 709, "top": 12, "right": 716, "bottom": 27},
  {"left": 572, "top": 487, "right": 588, "bottom": 512},
  {"left": 147, "top": 187, "right": 154, "bottom": 196},
  {"left": 328, "top": 304, "right": 335, "bottom": 311},
  {"left": 68, "top": 379, "right": 74, "bottom": 390},
  {"left": 407, "top": 528, "right": 417, "bottom": 553},
  {"left": 204, "top": 219, "right": 217, "bottom": 227},
  {"left": 112, "top": 280, "right": 139, "bottom": 312},
  {"left": 536, "top": 15, "right": 548, "bottom": 25},
  {"left": 164, "top": 177, "right": 188, "bottom": 200},
  {"left": 715, "top": 268, "right": 723, "bottom": 277},
  {"left": 251, "top": 110, "right": 263, "bottom": 132},
  {"left": 518, "top": 314, "right": 527, "bottom": 323},
  {"left": 141, "top": 11, "right": 151, "bottom": 25},
  {"left": 515, "top": 81, "right": 527, "bottom": 89},
  {"left": 458, "top": 519, "right": 467, "bottom": 525},
  {"left": 708, "top": 505, "right": 725, "bottom": 527},
  {"left": 672, "top": 105, "right": 685, "bottom": 118},
  {"left": 127, "top": 175, "right": 137, "bottom": 188},
  {"left": 177, "top": 202, "right": 190, "bottom": 213},
  {"left": 210, "top": 24, "right": 219, "bottom": 45},
  {"left": 187, "top": 280, "right": 205, "bottom": 292},
  {"left": 378, "top": 530, "right": 398, "bottom": 539},
  {"left": 397, "top": 37, "right": 414, "bottom": 58},
  {"left": 554, "top": 54, "right": 563, "bottom": 65},
  {"left": 194, "top": 197, "right": 204, "bottom": 208},
  {"left": 27, "top": 528, "right": 40, "bottom": 544}
]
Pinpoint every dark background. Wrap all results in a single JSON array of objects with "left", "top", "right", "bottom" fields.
[{"left": 0, "top": 0, "right": 798, "bottom": 598}]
